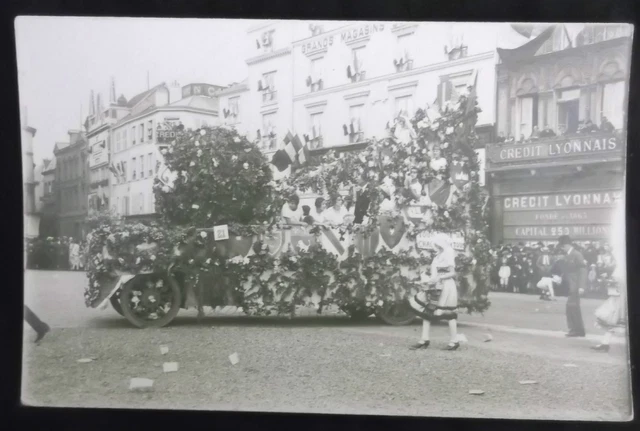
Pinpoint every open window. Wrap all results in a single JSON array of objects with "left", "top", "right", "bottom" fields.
[
  {"left": 556, "top": 89, "right": 580, "bottom": 134},
  {"left": 261, "top": 112, "right": 277, "bottom": 151},
  {"left": 344, "top": 104, "right": 365, "bottom": 144},
  {"left": 307, "top": 57, "right": 324, "bottom": 92},
  {"left": 347, "top": 47, "right": 366, "bottom": 83},
  {"left": 394, "top": 34, "right": 414, "bottom": 72},
  {"left": 306, "top": 112, "right": 324, "bottom": 149}
]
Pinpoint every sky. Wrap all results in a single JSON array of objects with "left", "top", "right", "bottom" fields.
[{"left": 15, "top": 16, "right": 255, "bottom": 164}]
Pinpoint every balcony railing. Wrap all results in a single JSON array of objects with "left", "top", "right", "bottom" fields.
[{"left": 90, "top": 179, "right": 109, "bottom": 190}]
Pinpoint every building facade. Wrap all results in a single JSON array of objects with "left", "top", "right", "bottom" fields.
[
  {"left": 38, "top": 158, "right": 58, "bottom": 238},
  {"left": 54, "top": 130, "right": 89, "bottom": 240},
  {"left": 110, "top": 83, "right": 220, "bottom": 221},
  {"left": 486, "top": 24, "right": 632, "bottom": 245},
  {"left": 218, "top": 21, "right": 500, "bottom": 190},
  {"left": 21, "top": 109, "right": 39, "bottom": 238}
]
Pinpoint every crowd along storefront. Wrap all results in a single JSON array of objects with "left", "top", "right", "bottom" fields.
[{"left": 486, "top": 131, "right": 625, "bottom": 245}]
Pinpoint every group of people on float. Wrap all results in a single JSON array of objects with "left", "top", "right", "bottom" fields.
[
  {"left": 491, "top": 241, "right": 616, "bottom": 299},
  {"left": 496, "top": 115, "right": 616, "bottom": 145}
]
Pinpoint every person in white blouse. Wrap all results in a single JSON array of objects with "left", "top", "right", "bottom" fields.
[
  {"left": 309, "top": 197, "right": 328, "bottom": 224},
  {"left": 280, "top": 195, "right": 305, "bottom": 225},
  {"left": 404, "top": 167, "right": 423, "bottom": 201},
  {"left": 323, "top": 195, "right": 351, "bottom": 226}
]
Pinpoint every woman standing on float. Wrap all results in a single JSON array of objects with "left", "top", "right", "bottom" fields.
[{"left": 409, "top": 233, "right": 460, "bottom": 351}]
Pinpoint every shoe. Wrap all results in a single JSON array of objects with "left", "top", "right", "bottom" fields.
[
  {"left": 565, "top": 332, "right": 586, "bottom": 338},
  {"left": 591, "top": 344, "right": 610, "bottom": 352},
  {"left": 443, "top": 342, "right": 460, "bottom": 351},
  {"left": 34, "top": 324, "right": 50, "bottom": 343},
  {"left": 409, "top": 341, "right": 430, "bottom": 350}
]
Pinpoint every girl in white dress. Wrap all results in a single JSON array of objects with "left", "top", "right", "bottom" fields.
[
  {"left": 408, "top": 233, "right": 460, "bottom": 351},
  {"left": 323, "top": 195, "right": 351, "bottom": 226}
]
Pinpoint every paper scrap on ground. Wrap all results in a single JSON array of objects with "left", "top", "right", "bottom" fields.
[
  {"left": 229, "top": 352, "right": 239, "bottom": 365},
  {"left": 129, "top": 378, "right": 154, "bottom": 392},
  {"left": 563, "top": 363, "right": 578, "bottom": 368},
  {"left": 469, "top": 389, "right": 485, "bottom": 395},
  {"left": 457, "top": 334, "right": 468, "bottom": 343},
  {"left": 483, "top": 333, "right": 493, "bottom": 342},
  {"left": 160, "top": 346, "right": 169, "bottom": 355},
  {"left": 163, "top": 362, "right": 179, "bottom": 373},
  {"left": 519, "top": 380, "right": 538, "bottom": 385},
  {"left": 77, "top": 358, "right": 94, "bottom": 363}
]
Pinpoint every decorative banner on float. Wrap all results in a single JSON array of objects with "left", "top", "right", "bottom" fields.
[{"left": 416, "top": 231, "right": 466, "bottom": 251}]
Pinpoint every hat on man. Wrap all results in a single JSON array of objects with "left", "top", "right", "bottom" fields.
[{"left": 558, "top": 235, "right": 572, "bottom": 246}]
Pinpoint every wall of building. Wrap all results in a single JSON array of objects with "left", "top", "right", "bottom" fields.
[{"left": 110, "top": 108, "right": 218, "bottom": 217}]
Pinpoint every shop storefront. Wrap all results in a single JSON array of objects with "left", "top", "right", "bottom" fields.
[{"left": 486, "top": 132, "right": 625, "bottom": 245}]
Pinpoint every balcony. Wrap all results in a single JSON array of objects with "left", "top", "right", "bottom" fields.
[
  {"left": 485, "top": 130, "right": 625, "bottom": 172},
  {"left": 90, "top": 179, "right": 109, "bottom": 190}
]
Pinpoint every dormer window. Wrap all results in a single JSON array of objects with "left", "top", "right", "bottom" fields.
[{"left": 256, "top": 29, "right": 275, "bottom": 53}]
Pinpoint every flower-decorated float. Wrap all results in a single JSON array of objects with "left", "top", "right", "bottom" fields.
[{"left": 84, "top": 91, "right": 493, "bottom": 328}]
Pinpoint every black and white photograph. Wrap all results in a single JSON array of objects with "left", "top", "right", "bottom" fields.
[{"left": 17, "top": 17, "right": 633, "bottom": 421}]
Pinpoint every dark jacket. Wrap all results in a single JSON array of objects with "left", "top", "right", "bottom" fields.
[
  {"left": 353, "top": 186, "right": 371, "bottom": 224},
  {"left": 563, "top": 247, "right": 588, "bottom": 295}
]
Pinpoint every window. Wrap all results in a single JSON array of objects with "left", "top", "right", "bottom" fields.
[
  {"left": 537, "top": 94, "right": 554, "bottom": 129},
  {"left": 518, "top": 96, "right": 535, "bottom": 139},
  {"left": 262, "top": 112, "right": 277, "bottom": 150},
  {"left": 148, "top": 120, "right": 154, "bottom": 141},
  {"left": 122, "top": 161, "right": 128, "bottom": 182},
  {"left": 262, "top": 72, "right": 277, "bottom": 103},
  {"left": 310, "top": 58, "right": 324, "bottom": 91},
  {"left": 122, "top": 196, "right": 129, "bottom": 216},
  {"left": 554, "top": 89, "right": 580, "bottom": 134},
  {"left": 140, "top": 155, "right": 145, "bottom": 179},
  {"left": 439, "top": 72, "right": 473, "bottom": 105},
  {"left": 577, "top": 25, "right": 630, "bottom": 46},
  {"left": 348, "top": 104, "right": 365, "bottom": 143},
  {"left": 350, "top": 47, "right": 366, "bottom": 82},
  {"left": 309, "top": 112, "right": 323, "bottom": 149},
  {"left": 394, "top": 95, "right": 415, "bottom": 118},
  {"left": 395, "top": 34, "right": 414, "bottom": 71},
  {"left": 140, "top": 124, "right": 145, "bottom": 143},
  {"left": 148, "top": 152, "right": 153, "bottom": 177},
  {"left": 124, "top": 129, "right": 128, "bottom": 148},
  {"left": 131, "top": 126, "right": 136, "bottom": 145},
  {"left": 229, "top": 97, "right": 240, "bottom": 117},
  {"left": 139, "top": 192, "right": 144, "bottom": 214},
  {"left": 602, "top": 81, "right": 625, "bottom": 130},
  {"left": 132, "top": 157, "right": 137, "bottom": 180}
]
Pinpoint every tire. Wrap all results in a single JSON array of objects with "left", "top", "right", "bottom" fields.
[
  {"left": 110, "top": 294, "right": 124, "bottom": 316},
  {"left": 341, "top": 305, "right": 373, "bottom": 321},
  {"left": 376, "top": 300, "right": 417, "bottom": 326},
  {"left": 120, "top": 273, "right": 182, "bottom": 328}
]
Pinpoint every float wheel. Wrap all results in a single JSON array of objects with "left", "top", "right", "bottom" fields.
[
  {"left": 120, "top": 273, "right": 181, "bottom": 328},
  {"left": 376, "top": 300, "right": 417, "bottom": 326}
]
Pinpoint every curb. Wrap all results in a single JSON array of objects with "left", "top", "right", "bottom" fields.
[{"left": 459, "top": 321, "right": 626, "bottom": 345}]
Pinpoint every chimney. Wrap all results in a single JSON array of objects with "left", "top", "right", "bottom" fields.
[
  {"left": 110, "top": 76, "right": 116, "bottom": 104},
  {"left": 168, "top": 80, "right": 181, "bottom": 103},
  {"left": 89, "top": 90, "right": 95, "bottom": 116}
]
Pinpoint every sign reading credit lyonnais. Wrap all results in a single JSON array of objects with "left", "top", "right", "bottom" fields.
[
  {"left": 503, "top": 191, "right": 622, "bottom": 211},
  {"left": 487, "top": 135, "right": 623, "bottom": 164}
]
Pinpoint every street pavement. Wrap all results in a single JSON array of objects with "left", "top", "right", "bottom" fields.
[{"left": 22, "top": 270, "right": 633, "bottom": 420}]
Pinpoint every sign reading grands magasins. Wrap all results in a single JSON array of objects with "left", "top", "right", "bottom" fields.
[{"left": 486, "top": 134, "right": 623, "bottom": 164}]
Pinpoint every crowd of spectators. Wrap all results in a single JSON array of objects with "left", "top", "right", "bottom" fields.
[
  {"left": 490, "top": 240, "right": 617, "bottom": 298},
  {"left": 495, "top": 116, "right": 617, "bottom": 145},
  {"left": 26, "top": 236, "right": 87, "bottom": 271}
]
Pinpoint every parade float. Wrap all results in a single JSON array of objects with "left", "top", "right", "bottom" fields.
[{"left": 83, "top": 90, "right": 494, "bottom": 328}]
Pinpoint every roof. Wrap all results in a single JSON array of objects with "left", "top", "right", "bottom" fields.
[
  {"left": 127, "top": 82, "right": 166, "bottom": 108},
  {"left": 217, "top": 78, "right": 249, "bottom": 96},
  {"left": 116, "top": 105, "right": 155, "bottom": 126},
  {"left": 53, "top": 141, "right": 69, "bottom": 153},
  {"left": 43, "top": 157, "right": 56, "bottom": 173},
  {"left": 169, "top": 95, "right": 218, "bottom": 111}
]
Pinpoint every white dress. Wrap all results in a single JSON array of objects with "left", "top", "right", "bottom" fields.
[
  {"left": 323, "top": 206, "right": 350, "bottom": 225},
  {"left": 281, "top": 203, "right": 302, "bottom": 223},
  {"left": 431, "top": 249, "right": 458, "bottom": 309}
]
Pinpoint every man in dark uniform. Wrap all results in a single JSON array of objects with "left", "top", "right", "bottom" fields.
[
  {"left": 558, "top": 235, "right": 587, "bottom": 337},
  {"left": 24, "top": 305, "right": 50, "bottom": 343}
]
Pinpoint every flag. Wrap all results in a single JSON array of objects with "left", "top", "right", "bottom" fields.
[
  {"left": 271, "top": 150, "right": 291, "bottom": 172},
  {"left": 108, "top": 163, "right": 119, "bottom": 178},
  {"left": 283, "top": 132, "right": 297, "bottom": 162},
  {"left": 497, "top": 25, "right": 555, "bottom": 63}
]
